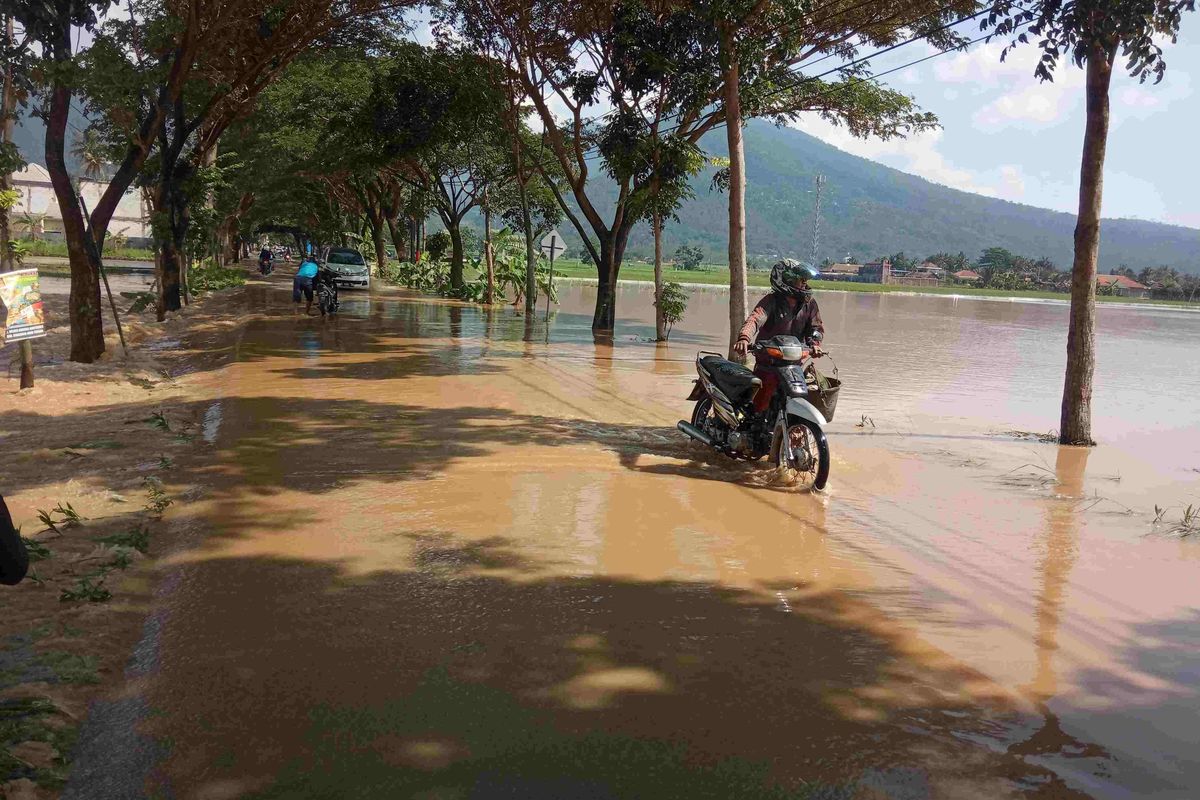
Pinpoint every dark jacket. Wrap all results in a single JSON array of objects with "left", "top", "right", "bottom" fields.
[
  {"left": 737, "top": 292, "right": 824, "bottom": 350},
  {"left": 1, "top": 495, "right": 29, "bottom": 586}
]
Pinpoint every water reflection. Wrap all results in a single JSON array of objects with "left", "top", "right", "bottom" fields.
[
  {"left": 547, "top": 281, "right": 1200, "bottom": 470},
  {"left": 1011, "top": 447, "right": 1109, "bottom": 764}
]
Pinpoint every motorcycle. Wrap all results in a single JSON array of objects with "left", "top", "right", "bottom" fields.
[
  {"left": 315, "top": 267, "right": 340, "bottom": 316},
  {"left": 258, "top": 256, "right": 273, "bottom": 276},
  {"left": 677, "top": 333, "right": 840, "bottom": 491}
]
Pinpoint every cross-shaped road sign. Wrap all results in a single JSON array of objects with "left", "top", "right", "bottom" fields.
[{"left": 539, "top": 231, "right": 564, "bottom": 260}]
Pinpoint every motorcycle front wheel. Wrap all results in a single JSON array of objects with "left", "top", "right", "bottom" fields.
[{"left": 771, "top": 417, "right": 830, "bottom": 491}]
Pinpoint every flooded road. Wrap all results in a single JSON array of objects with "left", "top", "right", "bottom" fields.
[{"left": 67, "top": 277, "right": 1200, "bottom": 798}]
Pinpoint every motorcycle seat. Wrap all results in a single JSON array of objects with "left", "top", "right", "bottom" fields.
[{"left": 700, "top": 356, "right": 761, "bottom": 404}]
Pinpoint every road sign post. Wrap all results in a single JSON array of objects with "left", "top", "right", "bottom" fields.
[{"left": 539, "top": 231, "right": 564, "bottom": 322}]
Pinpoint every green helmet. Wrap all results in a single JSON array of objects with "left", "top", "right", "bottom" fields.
[{"left": 770, "top": 259, "right": 819, "bottom": 298}]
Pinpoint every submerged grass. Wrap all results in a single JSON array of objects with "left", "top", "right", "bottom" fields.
[{"left": 0, "top": 697, "right": 76, "bottom": 788}]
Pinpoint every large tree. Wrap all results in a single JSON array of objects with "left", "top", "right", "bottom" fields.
[
  {"left": 446, "top": 0, "right": 954, "bottom": 342},
  {"left": 1, "top": 13, "right": 34, "bottom": 387},
  {"left": 688, "top": 0, "right": 975, "bottom": 356},
  {"left": 14, "top": 0, "right": 171, "bottom": 361},
  {"left": 984, "top": 0, "right": 1195, "bottom": 445},
  {"left": 134, "top": 0, "right": 408, "bottom": 319}
]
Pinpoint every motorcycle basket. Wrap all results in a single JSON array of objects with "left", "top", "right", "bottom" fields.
[{"left": 807, "top": 363, "right": 840, "bottom": 422}]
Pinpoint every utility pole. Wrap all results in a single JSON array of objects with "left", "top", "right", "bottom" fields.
[
  {"left": 2, "top": 14, "right": 35, "bottom": 388},
  {"left": 809, "top": 174, "right": 826, "bottom": 266}
]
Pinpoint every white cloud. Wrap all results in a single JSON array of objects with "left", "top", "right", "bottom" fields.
[
  {"left": 788, "top": 119, "right": 1080, "bottom": 212},
  {"left": 933, "top": 42, "right": 1030, "bottom": 90},
  {"left": 998, "top": 165, "right": 1026, "bottom": 198},
  {"left": 1109, "top": 68, "right": 1192, "bottom": 125},
  {"left": 1118, "top": 86, "right": 1162, "bottom": 109},
  {"left": 973, "top": 80, "right": 1083, "bottom": 128},
  {"left": 1166, "top": 211, "right": 1200, "bottom": 229},
  {"left": 790, "top": 118, "right": 993, "bottom": 197}
]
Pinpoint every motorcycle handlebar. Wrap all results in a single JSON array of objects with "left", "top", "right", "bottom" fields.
[{"left": 748, "top": 342, "right": 827, "bottom": 357}]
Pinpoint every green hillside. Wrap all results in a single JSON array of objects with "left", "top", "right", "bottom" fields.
[{"left": 574, "top": 121, "right": 1200, "bottom": 274}]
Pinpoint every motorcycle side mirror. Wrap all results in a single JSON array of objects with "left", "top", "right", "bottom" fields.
[{"left": 810, "top": 331, "right": 823, "bottom": 343}]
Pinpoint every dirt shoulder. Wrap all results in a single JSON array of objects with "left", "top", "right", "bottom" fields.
[{"left": 1, "top": 268, "right": 256, "bottom": 799}]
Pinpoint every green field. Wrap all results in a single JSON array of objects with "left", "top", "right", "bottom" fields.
[{"left": 547, "top": 259, "right": 1196, "bottom": 308}]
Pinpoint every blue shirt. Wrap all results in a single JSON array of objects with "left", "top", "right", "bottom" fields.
[{"left": 297, "top": 261, "right": 319, "bottom": 279}]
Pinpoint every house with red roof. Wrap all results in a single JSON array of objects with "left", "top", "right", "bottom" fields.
[
  {"left": 952, "top": 269, "right": 982, "bottom": 283},
  {"left": 1097, "top": 274, "right": 1150, "bottom": 299}
]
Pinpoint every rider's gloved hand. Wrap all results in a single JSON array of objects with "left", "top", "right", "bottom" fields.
[{"left": 733, "top": 339, "right": 749, "bottom": 359}]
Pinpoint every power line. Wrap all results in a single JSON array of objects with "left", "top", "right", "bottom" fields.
[
  {"left": 654, "top": 21, "right": 1029, "bottom": 155},
  {"left": 557, "top": 5, "right": 1000, "bottom": 171},
  {"left": 517, "top": 0, "right": 977, "bottom": 142}
]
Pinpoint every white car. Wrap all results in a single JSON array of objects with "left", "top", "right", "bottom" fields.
[{"left": 324, "top": 248, "right": 371, "bottom": 289}]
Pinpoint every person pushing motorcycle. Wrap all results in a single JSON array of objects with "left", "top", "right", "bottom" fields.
[{"left": 733, "top": 259, "right": 825, "bottom": 412}]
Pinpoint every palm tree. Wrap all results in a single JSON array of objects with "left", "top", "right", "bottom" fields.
[{"left": 71, "top": 130, "right": 107, "bottom": 180}]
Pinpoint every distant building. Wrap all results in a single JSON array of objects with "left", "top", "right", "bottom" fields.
[
  {"left": 1097, "top": 274, "right": 1150, "bottom": 299},
  {"left": 859, "top": 259, "right": 892, "bottom": 284},
  {"left": 953, "top": 269, "right": 982, "bottom": 283},
  {"left": 10, "top": 163, "right": 151, "bottom": 246},
  {"left": 821, "top": 263, "right": 861, "bottom": 281}
]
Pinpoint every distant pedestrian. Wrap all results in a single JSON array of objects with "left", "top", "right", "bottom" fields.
[{"left": 1, "top": 495, "right": 29, "bottom": 586}]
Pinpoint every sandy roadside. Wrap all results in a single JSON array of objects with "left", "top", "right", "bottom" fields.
[{"left": 1, "top": 269, "right": 256, "bottom": 799}]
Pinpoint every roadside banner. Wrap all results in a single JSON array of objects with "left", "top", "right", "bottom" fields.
[{"left": 0, "top": 269, "right": 47, "bottom": 347}]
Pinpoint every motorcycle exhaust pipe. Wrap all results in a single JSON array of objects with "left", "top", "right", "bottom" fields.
[{"left": 677, "top": 421, "right": 715, "bottom": 447}]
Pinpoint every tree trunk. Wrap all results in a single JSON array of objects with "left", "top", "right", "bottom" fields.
[
  {"left": 653, "top": 211, "right": 666, "bottom": 341},
  {"left": 158, "top": 238, "right": 183, "bottom": 319},
  {"left": 448, "top": 221, "right": 465, "bottom": 291},
  {"left": 483, "top": 194, "right": 496, "bottom": 305},
  {"left": 45, "top": 70, "right": 104, "bottom": 362},
  {"left": 721, "top": 29, "right": 749, "bottom": 362},
  {"left": 1060, "top": 44, "right": 1114, "bottom": 447},
  {"left": 386, "top": 215, "right": 405, "bottom": 265},
  {"left": 518, "top": 179, "right": 536, "bottom": 314},
  {"left": 593, "top": 226, "right": 632, "bottom": 337},
  {"left": 371, "top": 215, "right": 387, "bottom": 280},
  {"left": 595, "top": 241, "right": 617, "bottom": 337},
  {"left": 152, "top": 174, "right": 187, "bottom": 320},
  {"left": 1, "top": 15, "right": 33, "bottom": 386}
]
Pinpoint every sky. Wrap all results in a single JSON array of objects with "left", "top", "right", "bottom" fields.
[
  {"left": 790, "top": 15, "right": 1200, "bottom": 230},
  {"left": 411, "top": 8, "right": 1198, "bottom": 231}
]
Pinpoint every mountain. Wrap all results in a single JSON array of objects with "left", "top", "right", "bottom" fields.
[
  {"left": 10, "top": 110, "right": 85, "bottom": 175},
  {"left": 571, "top": 120, "right": 1200, "bottom": 274}
]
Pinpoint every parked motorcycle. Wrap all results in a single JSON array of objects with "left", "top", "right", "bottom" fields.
[{"left": 677, "top": 334, "right": 840, "bottom": 491}]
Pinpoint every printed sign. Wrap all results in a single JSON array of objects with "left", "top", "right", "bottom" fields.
[{"left": 0, "top": 269, "right": 47, "bottom": 346}]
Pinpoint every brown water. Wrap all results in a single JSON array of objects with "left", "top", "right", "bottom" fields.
[{"left": 66, "top": 278, "right": 1200, "bottom": 799}]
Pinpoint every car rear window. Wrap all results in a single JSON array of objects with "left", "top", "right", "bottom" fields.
[{"left": 328, "top": 251, "right": 366, "bottom": 265}]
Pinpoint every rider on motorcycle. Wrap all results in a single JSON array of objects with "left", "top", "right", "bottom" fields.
[{"left": 733, "top": 259, "right": 825, "bottom": 412}]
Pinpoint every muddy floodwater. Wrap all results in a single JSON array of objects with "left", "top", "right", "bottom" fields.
[{"left": 66, "top": 277, "right": 1200, "bottom": 799}]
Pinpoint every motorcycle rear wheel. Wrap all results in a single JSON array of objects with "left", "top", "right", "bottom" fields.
[
  {"left": 690, "top": 396, "right": 712, "bottom": 428},
  {"left": 771, "top": 417, "right": 830, "bottom": 491}
]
